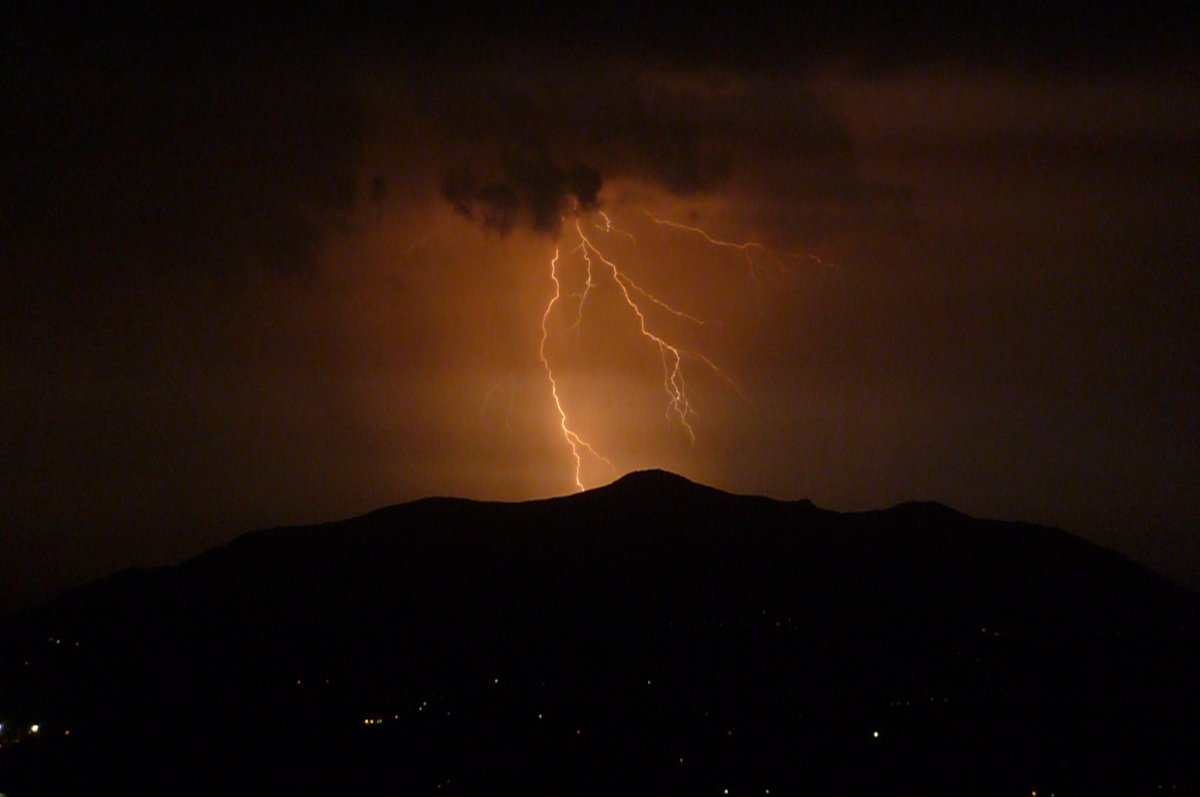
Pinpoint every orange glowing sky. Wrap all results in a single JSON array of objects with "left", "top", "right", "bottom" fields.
[{"left": 2, "top": 5, "right": 1198, "bottom": 609}]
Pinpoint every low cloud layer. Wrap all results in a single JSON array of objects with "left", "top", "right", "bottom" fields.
[
  {"left": 440, "top": 147, "right": 602, "bottom": 236},
  {"left": 413, "top": 64, "right": 876, "bottom": 240}
]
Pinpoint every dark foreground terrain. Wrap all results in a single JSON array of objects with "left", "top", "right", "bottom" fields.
[{"left": 2, "top": 470, "right": 1197, "bottom": 795}]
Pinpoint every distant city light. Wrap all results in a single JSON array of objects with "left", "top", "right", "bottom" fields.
[
  {"left": 873, "top": 731, "right": 880, "bottom": 738},
  {"left": 29, "top": 725, "right": 39, "bottom": 734}
]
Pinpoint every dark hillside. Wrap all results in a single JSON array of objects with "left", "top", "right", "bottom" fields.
[{"left": 2, "top": 471, "right": 1197, "bottom": 795}]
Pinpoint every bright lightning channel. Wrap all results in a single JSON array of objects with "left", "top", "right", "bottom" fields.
[{"left": 539, "top": 245, "right": 614, "bottom": 491}]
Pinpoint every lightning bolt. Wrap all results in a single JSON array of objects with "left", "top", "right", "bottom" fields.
[
  {"left": 565, "top": 241, "right": 595, "bottom": 333},
  {"left": 594, "top": 210, "right": 636, "bottom": 242},
  {"left": 537, "top": 211, "right": 738, "bottom": 486},
  {"left": 642, "top": 210, "right": 766, "bottom": 254},
  {"left": 533, "top": 207, "right": 822, "bottom": 491},
  {"left": 539, "top": 245, "right": 614, "bottom": 491},
  {"left": 644, "top": 209, "right": 836, "bottom": 274},
  {"left": 575, "top": 219, "right": 701, "bottom": 443}
]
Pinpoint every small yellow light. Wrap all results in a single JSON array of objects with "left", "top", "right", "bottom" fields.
[
  {"left": 30, "top": 724, "right": 39, "bottom": 734},
  {"left": 873, "top": 731, "right": 880, "bottom": 738}
]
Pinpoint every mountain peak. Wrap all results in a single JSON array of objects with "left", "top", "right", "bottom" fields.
[
  {"left": 608, "top": 468, "right": 702, "bottom": 488},
  {"left": 599, "top": 469, "right": 719, "bottom": 497}
]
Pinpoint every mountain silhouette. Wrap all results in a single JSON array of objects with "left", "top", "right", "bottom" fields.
[{"left": 1, "top": 470, "right": 1197, "bottom": 795}]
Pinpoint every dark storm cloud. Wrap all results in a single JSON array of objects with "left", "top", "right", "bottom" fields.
[
  {"left": 440, "top": 147, "right": 601, "bottom": 236},
  {"left": 578, "top": 3, "right": 1197, "bottom": 73},
  {"left": 420, "top": 66, "right": 737, "bottom": 203},
  {"left": 418, "top": 63, "right": 886, "bottom": 238},
  {"left": 0, "top": 42, "right": 366, "bottom": 281},
  {"left": 321, "top": 2, "right": 1197, "bottom": 77}
]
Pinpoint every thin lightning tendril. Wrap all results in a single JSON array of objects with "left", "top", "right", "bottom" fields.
[
  {"left": 645, "top": 209, "right": 835, "bottom": 272},
  {"left": 595, "top": 210, "right": 637, "bottom": 241},
  {"left": 643, "top": 210, "right": 765, "bottom": 253},
  {"left": 566, "top": 243, "right": 596, "bottom": 333},
  {"left": 612, "top": 270, "right": 708, "bottom": 326}
]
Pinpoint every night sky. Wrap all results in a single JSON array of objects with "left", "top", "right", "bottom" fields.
[{"left": 3, "top": 4, "right": 1198, "bottom": 611}]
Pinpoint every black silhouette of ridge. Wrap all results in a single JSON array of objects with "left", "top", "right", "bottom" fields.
[
  {"left": 604, "top": 467, "right": 718, "bottom": 493},
  {"left": 1, "top": 472, "right": 1197, "bottom": 796}
]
